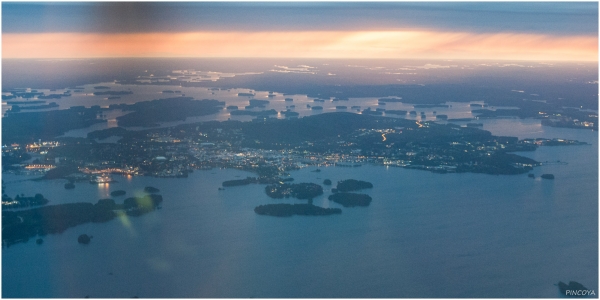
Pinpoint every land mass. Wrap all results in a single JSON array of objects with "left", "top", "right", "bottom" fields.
[
  {"left": 2, "top": 194, "right": 163, "bottom": 246},
  {"left": 265, "top": 183, "right": 323, "bottom": 199},
  {"left": 254, "top": 203, "right": 342, "bottom": 217}
]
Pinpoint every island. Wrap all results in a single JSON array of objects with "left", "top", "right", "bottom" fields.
[
  {"left": 541, "top": 174, "right": 555, "bottom": 179},
  {"left": 265, "top": 183, "right": 323, "bottom": 199},
  {"left": 230, "top": 109, "right": 277, "bottom": 117},
  {"left": 78, "top": 234, "right": 92, "bottom": 244},
  {"left": 335, "top": 179, "right": 373, "bottom": 192},
  {"left": 254, "top": 203, "right": 342, "bottom": 217},
  {"left": 328, "top": 193, "right": 372, "bottom": 207},
  {"left": 248, "top": 99, "right": 269, "bottom": 106}
]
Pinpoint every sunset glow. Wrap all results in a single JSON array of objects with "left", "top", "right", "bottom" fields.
[{"left": 3, "top": 30, "right": 597, "bottom": 61}]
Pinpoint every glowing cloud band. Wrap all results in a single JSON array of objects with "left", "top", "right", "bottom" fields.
[{"left": 3, "top": 31, "right": 597, "bottom": 61}]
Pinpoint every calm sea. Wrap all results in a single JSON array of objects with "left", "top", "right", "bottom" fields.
[{"left": 2, "top": 117, "right": 597, "bottom": 297}]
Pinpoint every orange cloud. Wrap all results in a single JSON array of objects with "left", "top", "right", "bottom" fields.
[{"left": 2, "top": 31, "right": 597, "bottom": 61}]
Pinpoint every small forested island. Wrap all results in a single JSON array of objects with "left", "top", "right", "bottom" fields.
[
  {"left": 2, "top": 194, "right": 163, "bottom": 246},
  {"left": 328, "top": 193, "right": 372, "bottom": 207},
  {"left": 265, "top": 183, "right": 323, "bottom": 199},
  {"left": 248, "top": 99, "right": 269, "bottom": 106},
  {"left": 64, "top": 182, "right": 75, "bottom": 189},
  {"left": 230, "top": 109, "right": 277, "bottom": 116},
  {"left": 335, "top": 179, "right": 373, "bottom": 192},
  {"left": 541, "top": 174, "right": 555, "bottom": 179},
  {"left": 254, "top": 203, "right": 342, "bottom": 217},
  {"left": 78, "top": 234, "right": 92, "bottom": 244}
]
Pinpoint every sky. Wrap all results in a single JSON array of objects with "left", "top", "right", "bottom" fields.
[{"left": 2, "top": 2, "right": 598, "bottom": 61}]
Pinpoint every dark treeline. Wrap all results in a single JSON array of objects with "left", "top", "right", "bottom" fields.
[{"left": 254, "top": 203, "right": 341, "bottom": 217}]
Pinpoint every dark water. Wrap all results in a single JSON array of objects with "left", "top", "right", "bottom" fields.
[{"left": 2, "top": 122, "right": 597, "bottom": 298}]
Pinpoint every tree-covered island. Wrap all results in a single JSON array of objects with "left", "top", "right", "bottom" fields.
[
  {"left": 265, "top": 183, "right": 323, "bottom": 199},
  {"left": 254, "top": 203, "right": 341, "bottom": 217},
  {"left": 335, "top": 179, "right": 373, "bottom": 192}
]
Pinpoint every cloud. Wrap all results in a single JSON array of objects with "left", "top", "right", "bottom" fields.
[
  {"left": 3, "top": 3, "right": 597, "bottom": 36},
  {"left": 3, "top": 30, "right": 597, "bottom": 61}
]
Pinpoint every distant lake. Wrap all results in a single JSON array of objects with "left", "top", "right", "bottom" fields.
[{"left": 2, "top": 121, "right": 597, "bottom": 297}]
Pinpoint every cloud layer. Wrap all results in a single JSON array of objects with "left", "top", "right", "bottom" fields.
[{"left": 3, "top": 31, "right": 597, "bottom": 61}]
